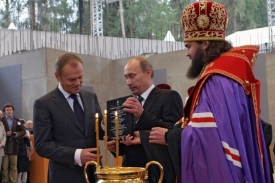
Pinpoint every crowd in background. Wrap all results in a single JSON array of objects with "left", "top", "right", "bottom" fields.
[{"left": 0, "top": 104, "right": 34, "bottom": 183}]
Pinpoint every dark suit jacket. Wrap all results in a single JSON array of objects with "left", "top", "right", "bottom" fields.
[
  {"left": 33, "top": 87, "right": 104, "bottom": 183},
  {"left": 122, "top": 87, "right": 183, "bottom": 183},
  {"left": 1, "top": 116, "right": 25, "bottom": 155},
  {"left": 261, "top": 119, "right": 274, "bottom": 183}
]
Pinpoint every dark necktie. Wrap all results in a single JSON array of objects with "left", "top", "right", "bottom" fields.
[
  {"left": 70, "top": 94, "right": 85, "bottom": 131},
  {"left": 134, "top": 95, "right": 144, "bottom": 123},
  {"left": 137, "top": 95, "right": 143, "bottom": 105}
]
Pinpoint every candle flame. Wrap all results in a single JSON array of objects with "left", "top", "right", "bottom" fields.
[
  {"left": 115, "top": 111, "right": 117, "bottom": 116},
  {"left": 104, "top": 109, "right": 107, "bottom": 115},
  {"left": 95, "top": 113, "right": 99, "bottom": 118}
]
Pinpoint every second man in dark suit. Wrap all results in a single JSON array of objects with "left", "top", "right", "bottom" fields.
[
  {"left": 108, "top": 56, "right": 183, "bottom": 183},
  {"left": 33, "top": 53, "right": 104, "bottom": 183},
  {"left": 261, "top": 119, "right": 274, "bottom": 183}
]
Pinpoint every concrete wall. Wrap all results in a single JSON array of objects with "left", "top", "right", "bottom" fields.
[
  {"left": 0, "top": 48, "right": 274, "bottom": 165},
  {"left": 254, "top": 54, "right": 270, "bottom": 123},
  {"left": 0, "top": 47, "right": 194, "bottom": 121},
  {"left": 0, "top": 48, "right": 47, "bottom": 120},
  {"left": 266, "top": 53, "right": 275, "bottom": 145},
  {"left": 0, "top": 48, "right": 271, "bottom": 124},
  {"left": 0, "top": 64, "right": 22, "bottom": 118}
]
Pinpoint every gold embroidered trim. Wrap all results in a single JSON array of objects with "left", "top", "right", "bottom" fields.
[
  {"left": 228, "top": 45, "right": 260, "bottom": 67},
  {"left": 201, "top": 69, "right": 250, "bottom": 95},
  {"left": 231, "top": 45, "right": 259, "bottom": 51},
  {"left": 181, "top": 1, "right": 228, "bottom": 41},
  {"left": 197, "top": 15, "right": 210, "bottom": 28},
  {"left": 251, "top": 83, "right": 263, "bottom": 169},
  {"left": 220, "top": 52, "right": 251, "bottom": 68},
  {"left": 191, "top": 77, "right": 209, "bottom": 117},
  {"left": 209, "top": 2, "right": 227, "bottom": 31},
  {"left": 251, "top": 53, "right": 257, "bottom": 67},
  {"left": 183, "top": 37, "right": 225, "bottom": 42},
  {"left": 182, "top": 3, "right": 198, "bottom": 32},
  {"left": 184, "top": 32, "right": 225, "bottom": 41}
]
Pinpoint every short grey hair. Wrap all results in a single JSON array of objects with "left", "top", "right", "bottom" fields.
[
  {"left": 129, "top": 56, "right": 154, "bottom": 78},
  {"left": 55, "top": 53, "right": 83, "bottom": 75},
  {"left": 27, "top": 120, "right": 33, "bottom": 125}
]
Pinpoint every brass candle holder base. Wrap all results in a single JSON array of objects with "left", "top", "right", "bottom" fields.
[{"left": 84, "top": 161, "right": 164, "bottom": 183}]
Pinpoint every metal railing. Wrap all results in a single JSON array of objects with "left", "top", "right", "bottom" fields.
[
  {"left": 0, "top": 29, "right": 274, "bottom": 60},
  {"left": 0, "top": 29, "right": 185, "bottom": 60}
]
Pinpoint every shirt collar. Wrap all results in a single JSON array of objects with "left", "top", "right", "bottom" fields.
[
  {"left": 58, "top": 83, "right": 80, "bottom": 99},
  {"left": 5, "top": 116, "right": 13, "bottom": 120},
  {"left": 140, "top": 84, "right": 155, "bottom": 101}
]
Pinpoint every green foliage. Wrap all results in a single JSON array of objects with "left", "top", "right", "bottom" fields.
[
  {"left": 0, "top": 0, "right": 270, "bottom": 39},
  {"left": 0, "top": 0, "right": 12, "bottom": 28},
  {"left": 103, "top": 0, "right": 184, "bottom": 40},
  {"left": 214, "top": 0, "right": 266, "bottom": 34},
  {"left": 255, "top": 0, "right": 268, "bottom": 28}
]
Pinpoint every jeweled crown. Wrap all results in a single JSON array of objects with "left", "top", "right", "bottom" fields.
[{"left": 181, "top": 1, "right": 228, "bottom": 42}]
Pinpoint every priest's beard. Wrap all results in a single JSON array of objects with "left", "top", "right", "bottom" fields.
[{"left": 186, "top": 47, "right": 206, "bottom": 79}]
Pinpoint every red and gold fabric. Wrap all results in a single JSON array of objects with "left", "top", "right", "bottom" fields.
[{"left": 181, "top": 1, "right": 228, "bottom": 42}]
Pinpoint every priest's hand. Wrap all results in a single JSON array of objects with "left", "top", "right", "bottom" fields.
[
  {"left": 120, "top": 131, "right": 141, "bottom": 145},
  {"left": 107, "top": 140, "right": 116, "bottom": 153},
  {"left": 123, "top": 97, "right": 144, "bottom": 119},
  {"left": 149, "top": 127, "right": 168, "bottom": 145}
]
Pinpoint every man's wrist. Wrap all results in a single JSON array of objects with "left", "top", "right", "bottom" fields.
[{"left": 74, "top": 149, "right": 83, "bottom": 166}]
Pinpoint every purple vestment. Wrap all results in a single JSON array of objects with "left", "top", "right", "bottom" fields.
[{"left": 181, "top": 75, "right": 271, "bottom": 183}]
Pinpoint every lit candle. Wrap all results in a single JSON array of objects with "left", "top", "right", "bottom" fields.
[
  {"left": 95, "top": 113, "right": 100, "bottom": 169},
  {"left": 115, "top": 111, "right": 119, "bottom": 167},
  {"left": 104, "top": 110, "right": 108, "bottom": 168}
]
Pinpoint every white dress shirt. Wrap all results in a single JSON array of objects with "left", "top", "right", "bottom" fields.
[
  {"left": 58, "top": 83, "right": 83, "bottom": 166},
  {"left": 138, "top": 84, "right": 155, "bottom": 106}
]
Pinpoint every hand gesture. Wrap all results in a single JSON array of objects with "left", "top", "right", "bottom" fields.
[
  {"left": 6, "top": 131, "right": 12, "bottom": 136},
  {"left": 120, "top": 131, "right": 141, "bottom": 146},
  {"left": 123, "top": 97, "right": 144, "bottom": 118},
  {"left": 149, "top": 127, "right": 168, "bottom": 145}
]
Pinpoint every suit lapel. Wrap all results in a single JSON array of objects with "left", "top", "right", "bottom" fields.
[
  {"left": 52, "top": 88, "right": 85, "bottom": 135},
  {"left": 12, "top": 118, "right": 18, "bottom": 131},
  {"left": 143, "top": 87, "right": 160, "bottom": 111}
]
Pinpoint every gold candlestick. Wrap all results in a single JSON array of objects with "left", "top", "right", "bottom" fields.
[
  {"left": 104, "top": 110, "right": 108, "bottom": 168},
  {"left": 95, "top": 113, "right": 100, "bottom": 169},
  {"left": 115, "top": 111, "right": 119, "bottom": 167}
]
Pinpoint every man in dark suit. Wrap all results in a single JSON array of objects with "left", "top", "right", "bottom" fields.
[
  {"left": 33, "top": 53, "right": 104, "bottom": 183},
  {"left": 261, "top": 119, "right": 274, "bottom": 183},
  {"left": 1, "top": 103, "right": 26, "bottom": 183},
  {"left": 108, "top": 56, "right": 183, "bottom": 183}
]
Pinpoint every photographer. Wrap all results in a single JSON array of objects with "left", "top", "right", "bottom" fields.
[{"left": 1, "top": 103, "right": 25, "bottom": 183}]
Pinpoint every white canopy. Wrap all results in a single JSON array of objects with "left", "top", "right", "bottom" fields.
[
  {"left": 8, "top": 22, "right": 17, "bottom": 30},
  {"left": 226, "top": 26, "right": 275, "bottom": 46},
  {"left": 164, "top": 30, "right": 175, "bottom": 42}
]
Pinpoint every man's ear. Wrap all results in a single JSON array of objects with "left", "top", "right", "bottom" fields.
[
  {"left": 146, "top": 68, "right": 152, "bottom": 78},
  {"left": 202, "top": 41, "right": 210, "bottom": 50},
  {"left": 55, "top": 72, "right": 61, "bottom": 82}
]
